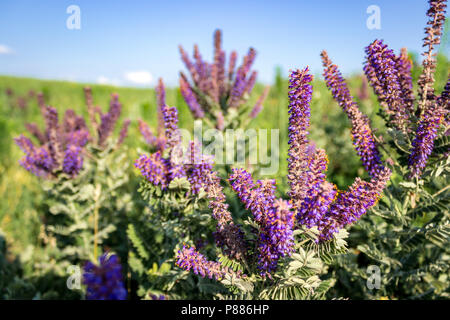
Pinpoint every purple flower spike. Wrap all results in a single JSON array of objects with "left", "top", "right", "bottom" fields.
[
  {"left": 229, "top": 168, "right": 295, "bottom": 276},
  {"left": 83, "top": 253, "right": 127, "bottom": 300},
  {"left": 98, "top": 93, "right": 122, "bottom": 146},
  {"left": 162, "top": 105, "right": 181, "bottom": 150},
  {"left": 287, "top": 68, "right": 315, "bottom": 205},
  {"left": 408, "top": 97, "right": 446, "bottom": 178},
  {"left": 175, "top": 245, "right": 241, "bottom": 281},
  {"left": 178, "top": 30, "right": 261, "bottom": 126},
  {"left": 180, "top": 76, "right": 205, "bottom": 118},
  {"left": 134, "top": 152, "right": 170, "bottom": 189},
  {"left": 363, "top": 40, "right": 411, "bottom": 132},
  {"left": 321, "top": 52, "right": 383, "bottom": 177},
  {"left": 62, "top": 144, "right": 83, "bottom": 176}
]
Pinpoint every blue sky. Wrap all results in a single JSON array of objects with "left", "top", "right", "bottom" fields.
[{"left": 0, "top": 0, "right": 448, "bottom": 86}]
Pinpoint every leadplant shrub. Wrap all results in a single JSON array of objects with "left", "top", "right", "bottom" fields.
[
  {"left": 14, "top": 89, "right": 132, "bottom": 298},
  {"left": 129, "top": 82, "right": 221, "bottom": 299},
  {"left": 173, "top": 68, "right": 391, "bottom": 300},
  {"left": 322, "top": 0, "right": 449, "bottom": 299},
  {"left": 179, "top": 29, "right": 269, "bottom": 130}
]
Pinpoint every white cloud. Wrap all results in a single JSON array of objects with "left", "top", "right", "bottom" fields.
[
  {"left": 97, "top": 75, "right": 121, "bottom": 86},
  {"left": 124, "top": 70, "right": 153, "bottom": 85},
  {"left": 0, "top": 44, "right": 13, "bottom": 54}
]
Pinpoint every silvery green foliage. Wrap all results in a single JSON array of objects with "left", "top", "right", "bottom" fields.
[
  {"left": 329, "top": 128, "right": 449, "bottom": 299},
  {"left": 127, "top": 177, "right": 221, "bottom": 299}
]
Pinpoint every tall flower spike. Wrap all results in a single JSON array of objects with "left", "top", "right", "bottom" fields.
[
  {"left": 36, "top": 92, "right": 46, "bottom": 116},
  {"left": 257, "top": 198, "right": 295, "bottom": 275},
  {"left": 287, "top": 68, "right": 314, "bottom": 207},
  {"left": 44, "top": 106, "right": 63, "bottom": 166},
  {"left": 83, "top": 253, "right": 127, "bottom": 300},
  {"left": 318, "top": 167, "right": 391, "bottom": 241},
  {"left": 357, "top": 76, "right": 369, "bottom": 101},
  {"left": 363, "top": 40, "right": 411, "bottom": 132},
  {"left": 162, "top": 105, "right": 181, "bottom": 150},
  {"left": 180, "top": 76, "right": 205, "bottom": 118},
  {"left": 25, "top": 123, "right": 47, "bottom": 145},
  {"left": 249, "top": 86, "right": 270, "bottom": 119},
  {"left": 296, "top": 148, "right": 335, "bottom": 227},
  {"left": 117, "top": 119, "right": 130, "bottom": 146},
  {"left": 395, "top": 48, "right": 415, "bottom": 115},
  {"left": 228, "top": 51, "right": 238, "bottom": 83},
  {"left": 184, "top": 141, "right": 214, "bottom": 194},
  {"left": 417, "top": 0, "right": 448, "bottom": 115},
  {"left": 98, "top": 93, "right": 122, "bottom": 146},
  {"left": 138, "top": 119, "right": 157, "bottom": 146},
  {"left": 228, "top": 48, "right": 257, "bottom": 109},
  {"left": 156, "top": 78, "right": 166, "bottom": 136},
  {"left": 134, "top": 152, "right": 170, "bottom": 189},
  {"left": 179, "top": 31, "right": 261, "bottom": 128},
  {"left": 214, "top": 32, "right": 226, "bottom": 97},
  {"left": 204, "top": 170, "right": 247, "bottom": 260},
  {"left": 408, "top": 95, "right": 446, "bottom": 178},
  {"left": 62, "top": 144, "right": 83, "bottom": 176},
  {"left": 321, "top": 51, "right": 383, "bottom": 177},
  {"left": 84, "top": 87, "right": 98, "bottom": 133}
]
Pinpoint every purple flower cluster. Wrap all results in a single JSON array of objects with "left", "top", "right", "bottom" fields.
[
  {"left": 138, "top": 119, "right": 166, "bottom": 151},
  {"left": 287, "top": 68, "right": 391, "bottom": 240},
  {"left": 395, "top": 48, "right": 415, "bottom": 115},
  {"left": 202, "top": 170, "right": 247, "bottom": 260},
  {"left": 320, "top": 53, "right": 384, "bottom": 177},
  {"left": 178, "top": 29, "right": 268, "bottom": 127},
  {"left": 175, "top": 245, "right": 241, "bottom": 281},
  {"left": 16, "top": 89, "right": 130, "bottom": 178},
  {"left": 343, "top": 1, "right": 448, "bottom": 179},
  {"left": 249, "top": 86, "right": 270, "bottom": 119},
  {"left": 162, "top": 105, "right": 181, "bottom": 150},
  {"left": 408, "top": 99, "right": 446, "bottom": 178},
  {"left": 138, "top": 78, "right": 171, "bottom": 151},
  {"left": 15, "top": 106, "right": 89, "bottom": 178},
  {"left": 83, "top": 88, "right": 129, "bottom": 148},
  {"left": 318, "top": 167, "right": 391, "bottom": 241},
  {"left": 229, "top": 168, "right": 295, "bottom": 275},
  {"left": 135, "top": 152, "right": 170, "bottom": 189},
  {"left": 98, "top": 93, "right": 123, "bottom": 147},
  {"left": 406, "top": 0, "right": 448, "bottom": 177},
  {"left": 287, "top": 68, "right": 314, "bottom": 205},
  {"left": 185, "top": 141, "right": 214, "bottom": 194},
  {"left": 15, "top": 135, "right": 55, "bottom": 177},
  {"left": 83, "top": 253, "right": 127, "bottom": 300},
  {"left": 136, "top": 99, "right": 215, "bottom": 195},
  {"left": 363, "top": 40, "right": 412, "bottom": 132},
  {"left": 180, "top": 75, "right": 205, "bottom": 118}
]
